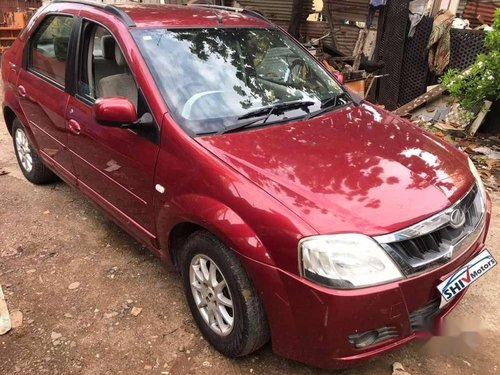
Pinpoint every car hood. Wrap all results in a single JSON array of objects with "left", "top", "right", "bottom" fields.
[{"left": 197, "top": 103, "right": 475, "bottom": 236}]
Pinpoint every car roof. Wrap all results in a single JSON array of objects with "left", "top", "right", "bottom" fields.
[
  {"left": 119, "top": 4, "right": 271, "bottom": 28},
  {"left": 50, "top": 2, "right": 273, "bottom": 29}
]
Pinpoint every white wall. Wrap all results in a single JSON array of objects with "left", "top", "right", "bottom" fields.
[{"left": 438, "top": 0, "right": 460, "bottom": 13}]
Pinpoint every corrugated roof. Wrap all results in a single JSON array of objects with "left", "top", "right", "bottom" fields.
[
  {"left": 301, "top": 20, "right": 364, "bottom": 56},
  {"left": 237, "top": 0, "right": 313, "bottom": 26},
  {"left": 458, "top": 0, "right": 468, "bottom": 15},
  {"left": 462, "top": 0, "right": 499, "bottom": 27},
  {"left": 37, "top": 0, "right": 365, "bottom": 56},
  {"left": 327, "top": 0, "right": 372, "bottom": 23}
]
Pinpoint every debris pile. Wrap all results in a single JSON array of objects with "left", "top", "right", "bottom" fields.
[{"left": 411, "top": 117, "right": 500, "bottom": 192}]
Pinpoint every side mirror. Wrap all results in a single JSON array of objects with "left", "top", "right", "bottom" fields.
[{"left": 93, "top": 97, "right": 138, "bottom": 127}]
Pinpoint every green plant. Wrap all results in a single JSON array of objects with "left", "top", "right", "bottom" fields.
[{"left": 441, "top": 9, "right": 500, "bottom": 110}]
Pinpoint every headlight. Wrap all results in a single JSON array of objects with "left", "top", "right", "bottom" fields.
[
  {"left": 468, "top": 157, "right": 487, "bottom": 201},
  {"left": 299, "top": 234, "right": 403, "bottom": 289}
]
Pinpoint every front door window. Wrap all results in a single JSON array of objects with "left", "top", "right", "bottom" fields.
[{"left": 77, "top": 23, "right": 138, "bottom": 109}]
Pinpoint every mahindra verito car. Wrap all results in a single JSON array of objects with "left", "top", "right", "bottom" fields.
[{"left": 1, "top": 1, "right": 493, "bottom": 368}]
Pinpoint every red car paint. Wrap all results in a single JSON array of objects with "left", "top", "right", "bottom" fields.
[
  {"left": 1, "top": 3, "right": 492, "bottom": 369},
  {"left": 93, "top": 97, "right": 138, "bottom": 125}
]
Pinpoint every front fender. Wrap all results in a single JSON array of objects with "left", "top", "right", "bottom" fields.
[{"left": 157, "top": 194, "right": 276, "bottom": 267}]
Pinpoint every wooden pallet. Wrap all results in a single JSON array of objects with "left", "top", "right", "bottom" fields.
[
  {"left": 0, "top": 11, "right": 25, "bottom": 55},
  {"left": 0, "top": 26, "right": 22, "bottom": 55}
]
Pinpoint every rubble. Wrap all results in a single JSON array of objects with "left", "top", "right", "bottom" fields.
[
  {"left": 50, "top": 331, "right": 62, "bottom": 341},
  {"left": 411, "top": 117, "right": 500, "bottom": 192},
  {"left": 392, "top": 362, "right": 412, "bottom": 375},
  {"left": 68, "top": 282, "right": 80, "bottom": 290},
  {"left": 0, "top": 286, "right": 11, "bottom": 335},
  {"left": 473, "top": 146, "right": 500, "bottom": 160},
  {"left": 130, "top": 307, "right": 143, "bottom": 317}
]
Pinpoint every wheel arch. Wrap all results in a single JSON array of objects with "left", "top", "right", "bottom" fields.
[
  {"left": 159, "top": 194, "right": 276, "bottom": 271},
  {"left": 2, "top": 93, "right": 37, "bottom": 149},
  {"left": 3, "top": 105, "right": 17, "bottom": 135},
  {"left": 168, "top": 221, "right": 204, "bottom": 269}
]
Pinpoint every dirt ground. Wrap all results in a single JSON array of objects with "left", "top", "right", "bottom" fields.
[{"left": 0, "top": 112, "right": 499, "bottom": 375}]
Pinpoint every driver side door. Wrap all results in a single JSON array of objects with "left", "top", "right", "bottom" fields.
[{"left": 66, "top": 20, "right": 159, "bottom": 246}]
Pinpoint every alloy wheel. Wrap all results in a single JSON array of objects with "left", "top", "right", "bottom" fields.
[
  {"left": 189, "top": 254, "right": 234, "bottom": 336},
  {"left": 15, "top": 128, "right": 33, "bottom": 173}
]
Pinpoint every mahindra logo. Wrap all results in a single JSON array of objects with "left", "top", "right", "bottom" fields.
[{"left": 449, "top": 208, "right": 466, "bottom": 229}]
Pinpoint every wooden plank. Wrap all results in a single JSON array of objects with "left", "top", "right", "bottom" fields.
[
  {"left": 393, "top": 85, "right": 446, "bottom": 116},
  {"left": 468, "top": 100, "right": 492, "bottom": 135}
]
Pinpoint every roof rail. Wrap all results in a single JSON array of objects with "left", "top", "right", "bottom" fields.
[
  {"left": 52, "top": 0, "right": 135, "bottom": 27},
  {"left": 189, "top": 4, "right": 273, "bottom": 25}
]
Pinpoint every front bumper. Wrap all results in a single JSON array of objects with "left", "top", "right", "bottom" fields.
[{"left": 240, "top": 196, "right": 492, "bottom": 369}]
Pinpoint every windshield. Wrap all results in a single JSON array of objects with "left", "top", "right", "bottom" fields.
[{"left": 132, "top": 27, "right": 347, "bottom": 135}]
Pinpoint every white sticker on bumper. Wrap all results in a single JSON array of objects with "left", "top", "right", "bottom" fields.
[{"left": 437, "top": 249, "right": 496, "bottom": 302}]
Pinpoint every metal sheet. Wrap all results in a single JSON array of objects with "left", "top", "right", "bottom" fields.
[
  {"left": 375, "top": 0, "right": 411, "bottom": 109},
  {"left": 301, "top": 21, "right": 362, "bottom": 55},
  {"left": 238, "top": 0, "right": 314, "bottom": 25},
  {"left": 449, "top": 28, "right": 489, "bottom": 70},
  {"left": 397, "top": 16, "right": 434, "bottom": 106},
  {"left": 462, "top": 0, "right": 500, "bottom": 27},
  {"left": 327, "top": 0, "right": 373, "bottom": 23}
]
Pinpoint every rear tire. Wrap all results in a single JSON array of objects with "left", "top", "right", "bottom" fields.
[
  {"left": 180, "top": 230, "right": 270, "bottom": 357},
  {"left": 12, "top": 119, "right": 56, "bottom": 185}
]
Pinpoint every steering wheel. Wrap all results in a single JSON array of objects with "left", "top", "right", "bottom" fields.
[
  {"left": 177, "top": 82, "right": 206, "bottom": 101},
  {"left": 287, "top": 59, "right": 309, "bottom": 85},
  {"left": 179, "top": 83, "right": 225, "bottom": 119}
]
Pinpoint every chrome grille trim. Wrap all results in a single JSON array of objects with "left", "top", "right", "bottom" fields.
[
  {"left": 374, "top": 183, "right": 486, "bottom": 275},
  {"left": 374, "top": 183, "right": 482, "bottom": 244}
]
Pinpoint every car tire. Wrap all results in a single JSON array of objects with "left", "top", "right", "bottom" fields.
[
  {"left": 12, "top": 119, "right": 56, "bottom": 185},
  {"left": 180, "top": 230, "right": 270, "bottom": 357}
]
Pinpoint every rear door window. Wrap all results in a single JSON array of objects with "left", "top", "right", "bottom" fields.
[{"left": 29, "top": 15, "right": 74, "bottom": 86}]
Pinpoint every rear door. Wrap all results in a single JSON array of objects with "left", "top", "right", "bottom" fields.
[
  {"left": 66, "top": 20, "right": 160, "bottom": 247},
  {"left": 17, "top": 14, "right": 77, "bottom": 183}
]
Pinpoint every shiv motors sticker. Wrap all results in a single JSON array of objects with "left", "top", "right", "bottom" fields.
[{"left": 438, "top": 249, "right": 496, "bottom": 302}]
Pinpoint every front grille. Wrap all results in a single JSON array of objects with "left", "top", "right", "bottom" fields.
[
  {"left": 376, "top": 184, "right": 485, "bottom": 275},
  {"left": 409, "top": 300, "right": 440, "bottom": 332}
]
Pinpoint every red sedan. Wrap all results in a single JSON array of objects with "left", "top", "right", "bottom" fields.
[{"left": 1, "top": 1, "right": 492, "bottom": 368}]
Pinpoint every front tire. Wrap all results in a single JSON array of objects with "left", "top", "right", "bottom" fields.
[
  {"left": 12, "top": 119, "right": 55, "bottom": 185},
  {"left": 180, "top": 231, "right": 269, "bottom": 357}
]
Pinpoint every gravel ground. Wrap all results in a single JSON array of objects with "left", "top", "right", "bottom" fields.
[{"left": 0, "top": 105, "right": 499, "bottom": 375}]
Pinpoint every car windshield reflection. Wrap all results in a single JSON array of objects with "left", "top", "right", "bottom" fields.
[{"left": 132, "top": 27, "right": 344, "bottom": 135}]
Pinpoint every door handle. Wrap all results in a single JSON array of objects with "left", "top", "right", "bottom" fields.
[
  {"left": 17, "top": 85, "right": 26, "bottom": 98},
  {"left": 68, "top": 119, "right": 81, "bottom": 135}
]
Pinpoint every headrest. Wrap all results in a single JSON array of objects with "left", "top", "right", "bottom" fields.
[
  {"left": 101, "top": 35, "right": 115, "bottom": 60},
  {"left": 53, "top": 37, "right": 69, "bottom": 60},
  {"left": 115, "top": 43, "right": 126, "bottom": 67}
]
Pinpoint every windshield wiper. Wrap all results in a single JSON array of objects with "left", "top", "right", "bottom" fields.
[
  {"left": 305, "top": 92, "right": 352, "bottom": 120},
  {"left": 238, "top": 100, "right": 315, "bottom": 120},
  {"left": 218, "top": 100, "right": 315, "bottom": 135}
]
